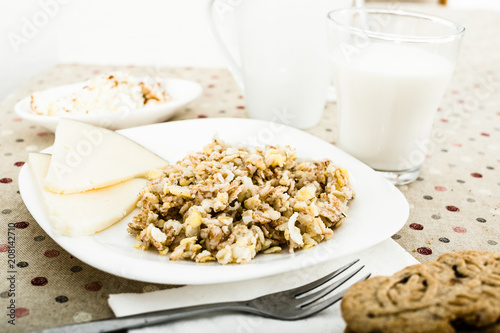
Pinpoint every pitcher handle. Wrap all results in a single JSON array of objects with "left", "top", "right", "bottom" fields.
[{"left": 206, "top": 0, "right": 245, "bottom": 92}]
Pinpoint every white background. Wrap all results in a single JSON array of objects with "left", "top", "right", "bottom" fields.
[
  {"left": 0, "top": 0, "right": 225, "bottom": 101},
  {"left": 1, "top": 0, "right": 499, "bottom": 101}
]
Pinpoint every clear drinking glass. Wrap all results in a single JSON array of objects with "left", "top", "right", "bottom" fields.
[{"left": 327, "top": 8, "right": 465, "bottom": 185}]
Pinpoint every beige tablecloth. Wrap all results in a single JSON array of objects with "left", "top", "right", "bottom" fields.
[{"left": 0, "top": 5, "right": 499, "bottom": 333}]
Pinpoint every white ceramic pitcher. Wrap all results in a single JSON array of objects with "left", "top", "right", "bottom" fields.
[{"left": 207, "top": 0, "right": 355, "bottom": 129}]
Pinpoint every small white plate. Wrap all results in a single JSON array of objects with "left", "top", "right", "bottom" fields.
[
  {"left": 18, "top": 118, "right": 409, "bottom": 285},
  {"left": 14, "top": 77, "right": 202, "bottom": 132}
]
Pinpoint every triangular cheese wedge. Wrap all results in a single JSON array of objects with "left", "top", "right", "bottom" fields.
[
  {"left": 29, "top": 153, "right": 147, "bottom": 236},
  {"left": 43, "top": 119, "right": 167, "bottom": 194}
]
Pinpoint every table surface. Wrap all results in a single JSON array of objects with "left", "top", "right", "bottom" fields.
[{"left": 1, "top": 4, "right": 499, "bottom": 333}]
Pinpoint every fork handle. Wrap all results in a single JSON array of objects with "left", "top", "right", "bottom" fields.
[{"left": 33, "top": 301, "right": 249, "bottom": 333}]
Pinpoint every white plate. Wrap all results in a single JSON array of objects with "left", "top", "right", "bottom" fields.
[
  {"left": 14, "top": 77, "right": 202, "bottom": 132},
  {"left": 18, "top": 118, "right": 409, "bottom": 285}
]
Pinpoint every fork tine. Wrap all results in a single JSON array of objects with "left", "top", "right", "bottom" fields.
[
  {"left": 293, "top": 259, "right": 360, "bottom": 297},
  {"left": 298, "top": 269, "right": 368, "bottom": 307},
  {"left": 295, "top": 273, "right": 372, "bottom": 319},
  {"left": 295, "top": 290, "right": 343, "bottom": 319}
]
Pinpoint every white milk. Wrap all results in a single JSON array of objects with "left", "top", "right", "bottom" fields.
[
  {"left": 332, "top": 43, "right": 454, "bottom": 171},
  {"left": 235, "top": 0, "right": 352, "bottom": 129}
]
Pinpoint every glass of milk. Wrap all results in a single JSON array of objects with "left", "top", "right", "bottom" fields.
[
  {"left": 207, "top": 0, "right": 354, "bottom": 129},
  {"left": 327, "top": 8, "right": 465, "bottom": 185}
]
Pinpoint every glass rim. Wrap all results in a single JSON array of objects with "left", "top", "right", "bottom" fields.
[{"left": 327, "top": 8, "right": 466, "bottom": 43}]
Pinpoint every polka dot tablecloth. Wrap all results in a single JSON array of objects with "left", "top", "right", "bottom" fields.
[{"left": 0, "top": 5, "right": 499, "bottom": 332}]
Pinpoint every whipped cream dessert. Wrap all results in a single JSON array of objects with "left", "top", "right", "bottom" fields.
[{"left": 30, "top": 72, "right": 172, "bottom": 116}]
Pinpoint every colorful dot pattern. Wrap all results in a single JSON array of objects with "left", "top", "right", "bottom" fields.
[
  {"left": 0, "top": 5, "right": 499, "bottom": 332},
  {"left": 384, "top": 6, "right": 500, "bottom": 264}
]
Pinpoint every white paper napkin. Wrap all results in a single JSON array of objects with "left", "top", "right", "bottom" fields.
[{"left": 109, "top": 239, "right": 418, "bottom": 333}]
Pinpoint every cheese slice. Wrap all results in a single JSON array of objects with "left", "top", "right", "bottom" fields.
[
  {"left": 29, "top": 153, "right": 147, "bottom": 237},
  {"left": 43, "top": 119, "right": 167, "bottom": 194}
]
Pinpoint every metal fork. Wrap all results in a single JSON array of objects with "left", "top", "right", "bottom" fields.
[{"left": 34, "top": 260, "right": 369, "bottom": 333}]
